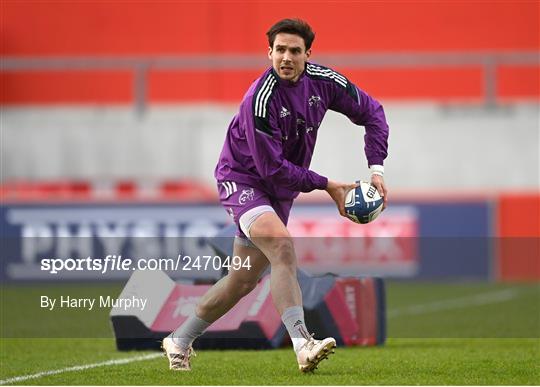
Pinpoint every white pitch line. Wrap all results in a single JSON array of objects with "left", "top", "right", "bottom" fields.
[
  {"left": 387, "top": 288, "right": 521, "bottom": 318},
  {"left": 0, "top": 352, "right": 162, "bottom": 385}
]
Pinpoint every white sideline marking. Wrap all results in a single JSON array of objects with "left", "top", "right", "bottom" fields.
[
  {"left": 0, "top": 353, "right": 161, "bottom": 385},
  {"left": 387, "top": 288, "right": 520, "bottom": 318}
]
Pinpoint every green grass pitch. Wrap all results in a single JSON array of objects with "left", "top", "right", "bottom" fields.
[{"left": 1, "top": 282, "right": 539, "bottom": 385}]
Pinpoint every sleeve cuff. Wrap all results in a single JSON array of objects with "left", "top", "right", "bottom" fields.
[
  {"left": 314, "top": 174, "right": 328, "bottom": 190},
  {"left": 370, "top": 164, "right": 384, "bottom": 176}
]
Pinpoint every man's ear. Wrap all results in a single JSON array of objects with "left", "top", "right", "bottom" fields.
[
  {"left": 306, "top": 48, "right": 312, "bottom": 59},
  {"left": 268, "top": 46, "right": 273, "bottom": 60}
]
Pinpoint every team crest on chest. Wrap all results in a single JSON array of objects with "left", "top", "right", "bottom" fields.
[{"left": 308, "top": 95, "right": 322, "bottom": 108}]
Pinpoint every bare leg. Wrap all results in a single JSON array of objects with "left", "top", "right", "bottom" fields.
[
  {"left": 170, "top": 239, "right": 268, "bottom": 352},
  {"left": 248, "top": 212, "right": 301, "bottom": 315},
  {"left": 247, "top": 212, "right": 337, "bottom": 371},
  {"left": 166, "top": 213, "right": 336, "bottom": 373},
  {"left": 195, "top": 240, "right": 269, "bottom": 323}
]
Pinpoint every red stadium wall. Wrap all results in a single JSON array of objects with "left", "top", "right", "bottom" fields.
[
  {"left": 2, "top": 1, "right": 539, "bottom": 104},
  {"left": 3, "top": 2, "right": 538, "bottom": 55},
  {"left": 496, "top": 193, "right": 540, "bottom": 282}
]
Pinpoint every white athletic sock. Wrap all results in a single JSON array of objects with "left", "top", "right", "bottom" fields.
[
  {"left": 171, "top": 315, "right": 211, "bottom": 350},
  {"left": 281, "top": 305, "right": 310, "bottom": 353}
]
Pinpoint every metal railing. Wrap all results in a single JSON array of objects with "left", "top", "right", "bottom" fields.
[{"left": 2, "top": 51, "right": 539, "bottom": 115}]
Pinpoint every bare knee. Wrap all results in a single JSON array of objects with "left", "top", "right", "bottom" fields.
[
  {"left": 249, "top": 213, "right": 297, "bottom": 269},
  {"left": 266, "top": 236, "right": 297, "bottom": 269},
  {"left": 254, "top": 231, "right": 296, "bottom": 268},
  {"left": 214, "top": 276, "right": 258, "bottom": 302},
  {"left": 193, "top": 268, "right": 263, "bottom": 321}
]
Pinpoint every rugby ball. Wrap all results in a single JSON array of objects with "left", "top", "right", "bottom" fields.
[{"left": 344, "top": 181, "right": 384, "bottom": 224}]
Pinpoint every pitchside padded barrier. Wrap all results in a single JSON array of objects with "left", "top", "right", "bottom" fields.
[
  {"left": 110, "top": 270, "right": 385, "bottom": 350},
  {"left": 205, "top": 224, "right": 386, "bottom": 345}
]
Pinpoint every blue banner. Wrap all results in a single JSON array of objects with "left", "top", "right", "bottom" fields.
[{"left": 1, "top": 200, "right": 491, "bottom": 281}]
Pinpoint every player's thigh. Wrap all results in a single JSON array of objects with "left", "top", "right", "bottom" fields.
[
  {"left": 249, "top": 212, "right": 295, "bottom": 266},
  {"left": 225, "top": 238, "right": 269, "bottom": 285}
]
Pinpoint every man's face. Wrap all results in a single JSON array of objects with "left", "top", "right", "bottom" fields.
[{"left": 268, "top": 33, "right": 311, "bottom": 83}]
